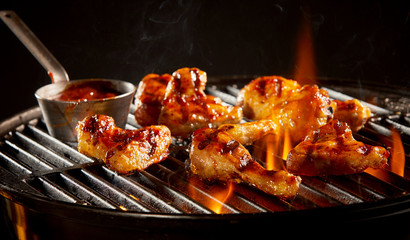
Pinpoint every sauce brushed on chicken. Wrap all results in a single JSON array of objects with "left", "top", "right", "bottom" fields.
[
  {"left": 286, "top": 120, "right": 389, "bottom": 176},
  {"left": 76, "top": 115, "right": 171, "bottom": 174},
  {"left": 159, "top": 67, "right": 242, "bottom": 138},
  {"left": 237, "top": 76, "right": 334, "bottom": 144},
  {"left": 333, "top": 99, "right": 371, "bottom": 132},
  {"left": 188, "top": 121, "right": 301, "bottom": 198},
  {"left": 134, "top": 73, "right": 172, "bottom": 126}
]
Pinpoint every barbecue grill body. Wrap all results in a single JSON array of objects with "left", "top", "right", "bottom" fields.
[
  {"left": 1, "top": 1, "right": 409, "bottom": 238},
  {"left": 1, "top": 188, "right": 410, "bottom": 239},
  {"left": 0, "top": 78, "right": 409, "bottom": 239}
]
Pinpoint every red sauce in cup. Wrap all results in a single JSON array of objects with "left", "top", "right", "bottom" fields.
[{"left": 53, "top": 81, "right": 122, "bottom": 101}]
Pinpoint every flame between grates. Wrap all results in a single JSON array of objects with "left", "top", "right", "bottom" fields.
[{"left": 0, "top": 84, "right": 409, "bottom": 215}]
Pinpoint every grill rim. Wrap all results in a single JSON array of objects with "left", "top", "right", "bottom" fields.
[
  {"left": 2, "top": 181, "right": 410, "bottom": 226},
  {"left": 0, "top": 106, "right": 409, "bottom": 225}
]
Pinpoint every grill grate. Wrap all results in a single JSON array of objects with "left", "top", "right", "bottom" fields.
[{"left": 0, "top": 83, "right": 409, "bottom": 215}]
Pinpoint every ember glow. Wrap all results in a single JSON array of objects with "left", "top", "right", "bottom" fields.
[{"left": 119, "top": 205, "right": 128, "bottom": 211}]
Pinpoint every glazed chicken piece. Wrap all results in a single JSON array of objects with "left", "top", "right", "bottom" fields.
[
  {"left": 188, "top": 122, "right": 301, "bottom": 198},
  {"left": 286, "top": 120, "right": 389, "bottom": 176},
  {"left": 333, "top": 99, "right": 371, "bottom": 132},
  {"left": 217, "top": 120, "right": 278, "bottom": 146},
  {"left": 269, "top": 85, "right": 335, "bottom": 143},
  {"left": 134, "top": 73, "right": 173, "bottom": 126},
  {"left": 237, "top": 76, "right": 334, "bottom": 144},
  {"left": 76, "top": 115, "right": 171, "bottom": 174},
  {"left": 159, "top": 67, "right": 242, "bottom": 138},
  {"left": 237, "top": 76, "right": 301, "bottom": 120}
]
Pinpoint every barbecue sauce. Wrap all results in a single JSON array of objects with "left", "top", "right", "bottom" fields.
[{"left": 53, "top": 81, "right": 121, "bottom": 101}]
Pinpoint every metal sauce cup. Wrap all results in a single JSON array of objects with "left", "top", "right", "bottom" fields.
[
  {"left": 35, "top": 79, "right": 135, "bottom": 141},
  {"left": 1, "top": 11, "right": 136, "bottom": 142}
]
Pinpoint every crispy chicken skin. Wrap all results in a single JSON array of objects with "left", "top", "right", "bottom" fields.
[
  {"left": 238, "top": 76, "right": 334, "bottom": 144},
  {"left": 286, "top": 120, "right": 389, "bottom": 176},
  {"left": 237, "top": 76, "right": 301, "bottom": 120},
  {"left": 333, "top": 99, "right": 371, "bottom": 132},
  {"left": 134, "top": 73, "right": 173, "bottom": 126},
  {"left": 76, "top": 115, "right": 171, "bottom": 174},
  {"left": 188, "top": 122, "right": 301, "bottom": 198},
  {"left": 218, "top": 120, "right": 278, "bottom": 146},
  {"left": 269, "top": 85, "right": 335, "bottom": 143},
  {"left": 159, "top": 67, "right": 242, "bottom": 138}
]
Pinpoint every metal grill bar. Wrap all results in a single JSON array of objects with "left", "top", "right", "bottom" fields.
[
  {"left": 25, "top": 124, "right": 94, "bottom": 164},
  {"left": 14, "top": 131, "right": 74, "bottom": 168},
  {"left": 145, "top": 162, "right": 241, "bottom": 214},
  {"left": 296, "top": 184, "right": 340, "bottom": 207},
  {"left": 0, "top": 83, "right": 408, "bottom": 216},
  {"left": 70, "top": 168, "right": 153, "bottom": 212},
  {"left": 4, "top": 139, "right": 54, "bottom": 171},
  {"left": 319, "top": 175, "right": 384, "bottom": 201},
  {"left": 0, "top": 151, "right": 32, "bottom": 176},
  {"left": 129, "top": 171, "right": 213, "bottom": 214},
  {"left": 25, "top": 176, "right": 78, "bottom": 203},
  {"left": 161, "top": 157, "right": 269, "bottom": 213},
  {"left": 89, "top": 165, "right": 183, "bottom": 213},
  {"left": 301, "top": 176, "right": 363, "bottom": 205},
  {"left": 54, "top": 172, "right": 118, "bottom": 209}
]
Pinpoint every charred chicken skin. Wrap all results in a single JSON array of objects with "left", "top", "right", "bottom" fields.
[
  {"left": 134, "top": 73, "right": 173, "bottom": 126},
  {"left": 237, "top": 76, "right": 334, "bottom": 144},
  {"left": 333, "top": 99, "right": 371, "bottom": 132},
  {"left": 76, "top": 115, "right": 171, "bottom": 174},
  {"left": 286, "top": 120, "right": 389, "bottom": 176},
  {"left": 188, "top": 122, "right": 301, "bottom": 198},
  {"left": 158, "top": 67, "right": 242, "bottom": 138}
]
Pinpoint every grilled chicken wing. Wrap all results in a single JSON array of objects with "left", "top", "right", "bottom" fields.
[
  {"left": 134, "top": 73, "right": 172, "bottom": 126},
  {"left": 218, "top": 120, "right": 278, "bottom": 146},
  {"left": 286, "top": 120, "right": 389, "bottom": 176},
  {"left": 238, "top": 76, "right": 334, "bottom": 144},
  {"left": 188, "top": 122, "right": 301, "bottom": 198},
  {"left": 76, "top": 115, "right": 171, "bottom": 174},
  {"left": 237, "top": 76, "right": 301, "bottom": 120},
  {"left": 269, "top": 85, "right": 335, "bottom": 143},
  {"left": 333, "top": 99, "right": 371, "bottom": 132},
  {"left": 159, "top": 67, "right": 242, "bottom": 138}
]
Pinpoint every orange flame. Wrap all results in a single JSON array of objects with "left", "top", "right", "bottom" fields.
[
  {"left": 208, "top": 181, "right": 234, "bottom": 214},
  {"left": 390, "top": 129, "right": 405, "bottom": 177},
  {"left": 265, "top": 134, "right": 277, "bottom": 170},
  {"left": 365, "top": 168, "right": 390, "bottom": 182},
  {"left": 265, "top": 131, "right": 292, "bottom": 171},
  {"left": 295, "top": 7, "right": 316, "bottom": 85},
  {"left": 187, "top": 176, "right": 234, "bottom": 214},
  {"left": 282, "top": 129, "right": 292, "bottom": 160}
]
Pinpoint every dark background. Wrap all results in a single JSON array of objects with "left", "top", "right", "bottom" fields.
[
  {"left": 0, "top": 0, "right": 409, "bottom": 238},
  {"left": 0, "top": 0, "right": 409, "bottom": 122}
]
